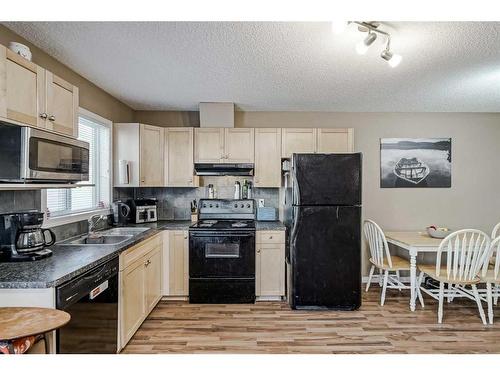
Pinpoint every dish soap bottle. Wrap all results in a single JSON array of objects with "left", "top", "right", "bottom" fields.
[{"left": 242, "top": 180, "right": 248, "bottom": 199}]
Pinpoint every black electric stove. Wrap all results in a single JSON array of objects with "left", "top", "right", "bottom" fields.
[{"left": 189, "top": 199, "right": 256, "bottom": 304}]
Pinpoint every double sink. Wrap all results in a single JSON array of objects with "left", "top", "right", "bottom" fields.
[{"left": 60, "top": 227, "right": 150, "bottom": 246}]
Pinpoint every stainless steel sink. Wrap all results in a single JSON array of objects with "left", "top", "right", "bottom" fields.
[
  {"left": 61, "top": 234, "right": 133, "bottom": 246},
  {"left": 59, "top": 227, "right": 150, "bottom": 246}
]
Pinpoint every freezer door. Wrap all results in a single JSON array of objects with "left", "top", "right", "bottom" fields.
[
  {"left": 290, "top": 205, "right": 361, "bottom": 310},
  {"left": 292, "top": 153, "right": 362, "bottom": 206}
]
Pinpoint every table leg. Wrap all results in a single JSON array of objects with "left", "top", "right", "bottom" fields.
[
  {"left": 44, "top": 333, "right": 51, "bottom": 354},
  {"left": 409, "top": 248, "right": 418, "bottom": 312}
]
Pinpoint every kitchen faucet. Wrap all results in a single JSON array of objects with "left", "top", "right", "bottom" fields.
[{"left": 88, "top": 214, "right": 108, "bottom": 236}]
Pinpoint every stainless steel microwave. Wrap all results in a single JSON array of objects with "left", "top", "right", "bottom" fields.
[{"left": 0, "top": 123, "right": 89, "bottom": 183}]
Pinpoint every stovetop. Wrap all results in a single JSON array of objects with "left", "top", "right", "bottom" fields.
[{"left": 190, "top": 220, "right": 256, "bottom": 231}]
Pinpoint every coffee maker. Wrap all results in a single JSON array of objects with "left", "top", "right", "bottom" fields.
[{"left": 0, "top": 211, "right": 55, "bottom": 262}]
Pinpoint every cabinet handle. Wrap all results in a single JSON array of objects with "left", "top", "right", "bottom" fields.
[
  {"left": 48, "top": 115, "right": 56, "bottom": 122},
  {"left": 39, "top": 113, "right": 48, "bottom": 119},
  {"left": 144, "top": 259, "right": 151, "bottom": 267},
  {"left": 269, "top": 236, "right": 273, "bottom": 239},
  {"left": 257, "top": 249, "right": 261, "bottom": 254}
]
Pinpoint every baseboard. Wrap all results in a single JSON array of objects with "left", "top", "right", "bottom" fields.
[
  {"left": 162, "top": 296, "right": 189, "bottom": 301},
  {"left": 256, "top": 296, "right": 284, "bottom": 302}
]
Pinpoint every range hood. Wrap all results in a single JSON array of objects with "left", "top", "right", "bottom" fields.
[{"left": 194, "top": 163, "right": 254, "bottom": 176}]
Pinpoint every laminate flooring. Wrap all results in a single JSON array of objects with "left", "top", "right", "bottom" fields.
[{"left": 123, "top": 287, "right": 500, "bottom": 354}]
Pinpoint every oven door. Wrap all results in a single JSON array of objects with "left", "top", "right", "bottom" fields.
[
  {"left": 25, "top": 128, "right": 89, "bottom": 182},
  {"left": 189, "top": 231, "right": 255, "bottom": 278}
]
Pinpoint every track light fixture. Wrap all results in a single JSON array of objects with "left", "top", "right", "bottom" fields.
[{"left": 333, "top": 21, "right": 402, "bottom": 67}]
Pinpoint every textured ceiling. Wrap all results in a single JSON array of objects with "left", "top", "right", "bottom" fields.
[{"left": 3, "top": 22, "right": 500, "bottom": 112}]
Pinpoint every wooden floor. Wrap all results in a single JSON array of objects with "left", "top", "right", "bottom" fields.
[{"left": 123, "top": 287, "right": 500, "bottom": 354}]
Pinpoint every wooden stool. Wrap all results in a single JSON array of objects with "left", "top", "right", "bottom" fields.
[{"left": 0, "top": 307, "right": 70, "bottom": 354}]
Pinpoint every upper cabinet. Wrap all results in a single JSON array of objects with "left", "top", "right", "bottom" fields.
[
  {"left": 45, "top": 72, "right": 79, "bottom": 138},
  {"left": 0, "top": 45, "right": 79, "bottom": 138},
  {"left": 194, "top": 128, "right": 224, "bottom": 163},
  {"left": 140, "top": 124, "right": 164, "bottom": 186},
  {"left": 316, "top": 128, "right": 354, "bottom": 153},
  {"left": 224, "top": 128, "right": 254, "bottom": 163},
  {"left": 281, "top": 128, "right": 317, "bottom": 158},
  {"left": 114, "top": 123, "right": 198, "bottom": 188},
  {"left": 194, "top": 128, "right": 254, "bottom": 163},
  {"left": 164, "top": 127, "right": 198, "bottom": 187},
  {"left": 254, "top": 128, "right": 281, "bottom": 188}
]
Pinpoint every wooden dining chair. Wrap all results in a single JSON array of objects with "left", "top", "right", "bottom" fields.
[
  {"left": 363, "top": 220, "right": 423, "bottom": 306},
  {"left": 417, "top": 229, "right": 491, "bottom": 324},
  {"left": 480, "top": 236, "right": 500, "bottom": 324}
]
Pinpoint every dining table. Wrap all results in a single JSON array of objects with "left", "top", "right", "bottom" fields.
[{"left": 384, "top": 231, "right": 444, "bottom": 311}]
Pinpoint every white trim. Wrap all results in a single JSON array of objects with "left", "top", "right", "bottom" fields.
[
  {"left": 43, "top": 208, "right": 111, "bottom": 228},
  {"left": 41, "top": 108, "right": 113, "bottom": 226}
]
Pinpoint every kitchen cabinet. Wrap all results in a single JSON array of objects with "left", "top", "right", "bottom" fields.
[
  {"left": 119, "top": 234, "right": 162, "bottom": 349},
  {"left": 0, "top": 45, "right": 79, "bottom": 137},
  {"left": 165, "top": 230, "right": 189, "bottom": 297},
  {"left": 316, "top": 128, "right": 354, "bottom": 153},
  {"left": 194, "top": 128, "right": 254, "bottom": 163},
  {"left": 254, "top": 128, "right": 282, "bottom": 187},
  {"left": 44, "top": 71, "right": 79, "bottom": 138},
  {"left": 164, "top": 127, "right": 199, "bottom": 187},
  {"left": 114, "top": 123, "right": 165, "bottom": 187},
  {"left": 281, "top": 128, "right": 317, "bottom": 158},
  {"left": 224, "top": 128, "right": 254, "bottom": 163},
  {"left": 194, "top": 128, "right": 224, "bottom": 163},
  {"left": 256, "top": 231, "right": 286, "bottom": 300},
  {"left": 140, "top": 124, "right": 164, "bottom": 186}
]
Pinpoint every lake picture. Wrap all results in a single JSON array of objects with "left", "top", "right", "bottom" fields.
[{"left": 380, "top": 138, "right": 452, "bottom": 188}]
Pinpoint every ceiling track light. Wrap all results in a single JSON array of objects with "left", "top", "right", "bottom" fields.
[{"left": 347, "top": 21, "right": 402, "bottom": 67}]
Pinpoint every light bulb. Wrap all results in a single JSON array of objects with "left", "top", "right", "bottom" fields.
[
  {"left": 331, "top": 20, "right": 347, "bottom": 35},
  {"left": 355, "top": 41, "right": 369, "bottom": 55},
  {"left": 388, "top": 54, "right": 402, "bottom": 68}
]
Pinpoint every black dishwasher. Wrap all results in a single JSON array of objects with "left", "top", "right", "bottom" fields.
[{"left": 56, "top": 257, "right": 119, "bottom": 353}]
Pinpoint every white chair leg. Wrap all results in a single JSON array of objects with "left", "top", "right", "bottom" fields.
[
  {"left": 395, "top": 270, "right": 402, "bottom": 291},
  {"left": 366, "top": 265, "right": 375, "bottom": 292},
  {"left": 380, "top": 270, "right": 389, "bottom": 306},
  {"left": 417, "top": 271, "right": 425, "bottom": 308},
  {"left": 471, "top": 284, "right": 487, "bottom": 325},
  {"left": 447, "top": 284, "right": 454, "bottom": 303},
  {"left": 486, "top": 283, "right": 494, "bottom": 325},
  {"left": 438, "top": 281, "right": 444, "bottom": 324},
  {"left": 495, "top": 283, "right": 499, "bottom": 305},
  {"left": 378, "top": 270, "right": 383, "bottom": 287}
]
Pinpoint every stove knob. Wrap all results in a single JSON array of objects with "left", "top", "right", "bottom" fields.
[
  {"left": 240, "top": 204, "right": 244, "bottom": 208},
  {"left": 234, "top": 204, "right": 238, "bottom": 208},
  {"left": 246, "top": 204, "right": 251, "bottom": 208},
  {"left": 209, "top": 204, "right": 213, "bottom": 208},
  {"left": 203, "top": 204, "right": 206, "bottom": 208},
  {"left": 216, "top": 204, "right": 219, "bottom": 208}
]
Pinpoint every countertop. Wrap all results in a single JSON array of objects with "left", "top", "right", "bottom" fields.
[{"left": 0, "top": 220, "right": 285, "bottom": 289}]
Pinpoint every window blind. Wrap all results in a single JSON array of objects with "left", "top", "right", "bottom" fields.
[{"left": 45, "top": 114, "right": 111, "bottom": 218}]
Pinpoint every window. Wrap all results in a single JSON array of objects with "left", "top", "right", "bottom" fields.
[{"left": 43, "top": 108, "right": 112, "bottom": 223}]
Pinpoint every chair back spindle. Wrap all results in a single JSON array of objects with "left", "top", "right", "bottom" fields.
[
  {"left": 363, "top": 220, "right": 392, "bottom": 268},
  {"left": 436, "top": 229, "right": 491, "bottom": 282}
]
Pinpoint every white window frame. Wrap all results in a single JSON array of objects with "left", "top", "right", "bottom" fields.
[{"left": 41, "top": 107, "right": 113, "bottom": 228}]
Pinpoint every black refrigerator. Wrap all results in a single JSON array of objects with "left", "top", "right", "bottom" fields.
[{"left": 284, "top": 153, "right": 362, "bottom": 310}]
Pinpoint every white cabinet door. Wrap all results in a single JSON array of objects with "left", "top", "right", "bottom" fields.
[
  {"left": 254, "top": 128, "right": 281, "bottom": 187},
  {"left": 140, "top": 124, "right": 164, "bottom": 186},
  {"left": 281, "top": 128, "right": 317, "bottom": 158},
  {"left": 144, "top": 246, "right": 162, "bottom": 313},
  {"left": 165, "top": 127, "right": 198, "bottom": 186},
  {"left": 316, "top": 128, "right": 354, "bottom": 153},
  {"left": 120, "top": 258, "right": 145, "bottom": 347},
  {"left": 194, "top": 128, "right": 224, "bottom": 163},
  {"left": 224, "top": 128, "right": 254, "bottom": 163}
]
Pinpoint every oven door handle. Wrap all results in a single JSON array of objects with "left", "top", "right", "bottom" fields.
[{"left": 190, "top": 233, "right": 254, "bottom": 238}]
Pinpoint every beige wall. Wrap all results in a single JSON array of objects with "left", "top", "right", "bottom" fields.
[
  {"left": 0, "top": 25, "right": 134, "bottom": 123},
  {"left": 235, "top": 111, "right": 500, "bottom": 273},
  {"left": 134, "top": 110, "right": 199, "bottom": 127}
]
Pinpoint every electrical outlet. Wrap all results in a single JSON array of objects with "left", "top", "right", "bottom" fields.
[{"left": 258, "top": 199, "right": 265, "bottom": 207}]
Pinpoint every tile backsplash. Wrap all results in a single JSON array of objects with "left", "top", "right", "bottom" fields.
[
  {"left": 114, "top": 185, "right": 279, "bottom": 220},
  {"left": 0, "top": 190, "right": 41, "bottom": 213}
]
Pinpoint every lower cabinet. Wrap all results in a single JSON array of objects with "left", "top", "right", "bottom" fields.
[
  {"left": 119, "top": 234, "right": 162, "bottom": 350},
  {"left": 162, "top": 230, "right": 189, "bottom": 298},
  {"left": 256, "top": 231, "right": 286, "bottom": 300}
]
